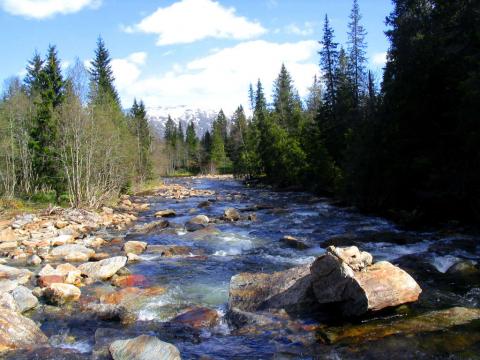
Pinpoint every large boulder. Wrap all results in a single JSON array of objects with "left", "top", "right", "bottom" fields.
[
  {"left": 78, "top": 256, "right": 127, "bottom": 280},
  {"left": 311, "top": 246, "right": 421, "bottom": 316},
  {"left": 11, "top": 286, "right": 38, "bottom": 312},
  {"left": 185, "top": 215, "right": 209, "bottom": 232},
  {"left": 109, "top": 335, "right": 181, "bottom": 360},
  {"left": 228, "top": 263, "right": 314, "bottom": 312},
  {"left": 0, "top": 308, "right": 48, "bottom": 353}
]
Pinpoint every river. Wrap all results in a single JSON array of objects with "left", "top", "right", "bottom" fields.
[{"left": 8, "top": 177, "right": 480, "bottom": 359}]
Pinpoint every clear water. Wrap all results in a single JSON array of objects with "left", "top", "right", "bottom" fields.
[{"left": 7, "top": 178, "right": 480, "bottom": 359}]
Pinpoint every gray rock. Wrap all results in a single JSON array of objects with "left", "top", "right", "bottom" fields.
[
  {"left": 223, "top": 208, "right": 240, "bottom": 222},
  {"left": 185, "top": 215, "right": 210, "bottom": 232},
  {"left": 109, "top": 335, "right": 181, "bottom": 360},
  {"left": 50, "top": 244, "right": 94, "bottom": 259},
  {"left": 0, "top": 264, "right": 32, "bottom": 284},
  {"left": 11, "top": 286, "right": 38, "bottom": 312},
  {"left": 0, "top": 279, "right": 18, "bottom": 293},
  {"left": 79, "top": 256, "right": 127, "bottom": 280},
  {"left": 0, "top": 292, "right": 19, "bottom": 312}
]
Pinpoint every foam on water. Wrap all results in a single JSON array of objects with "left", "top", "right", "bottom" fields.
[
  {"left": 431, "top": 254, "right": 461, "bottom": 273},
  {"left": 55, "top": 340, "right": 92, "bottom": 354},
  {"left": 363, "top": 241, "right": 432, "bottom": 261}
]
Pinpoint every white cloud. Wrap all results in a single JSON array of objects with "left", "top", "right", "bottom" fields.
[
  {"left": 372, "top": 52, "right": 387, "bottom": 66},
  {"left": 113, "top": 41, "right": 319, "bottom": 113},
  {"left": 125, "top": 0, "right": 267, "bottom": 46},
  {"left": 0, "top": 0, "right": 101, "bottom": 19},
  {"left": 111, "top": 52, "right": 148, "bottom": 90},
  {"left": 285, "top": 22, "right": 315, "bottom": 36}
]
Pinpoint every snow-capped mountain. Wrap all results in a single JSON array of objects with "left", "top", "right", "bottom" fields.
[{"left": 147, "top": 105, "right": 219, "bottom": 138}]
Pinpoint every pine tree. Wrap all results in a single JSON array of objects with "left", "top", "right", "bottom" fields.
[
  {"left": 210, "top": 122, "right": 227, "bottom": 173},
  {"left": 130, "top": 98, "right": 152, "bottom": 181},
  {"left": 319, "top": 15, "right": 339, "bottom": 118},
  {"left": 185, "top": 121, "right": 199, "bottom": 169},
  {"left": 164, "top": 115, "right": 177, "bottom": 147},
  {"left": 306, "top": 75, "right": 322, "bottom": 121},
  {"left": 272, "top": 64, "right": 301, "bottom": 133},
  {"left": 215, "top": 109, "right": 228, "bottom": 142},
  {"left": 89, "top": 36, "right": 120, "bottom": 107},
  {"left": 24, "top": 51, "right": 44, "bottom": 97},
  {"left": 248, "top": 83, "right": 255, "bottom": 112},
  {"left": 347, "top": 0, "right": 368, "bottom": 107}
]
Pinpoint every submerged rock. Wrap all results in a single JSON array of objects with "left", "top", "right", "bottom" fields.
[
  {"left": 446, "top": 260, "right": 479, "bottom": 276},
  {"left": 78, "top": 256, "right": 127, "bottom": 280},
  {"left": 228, "top": 263, "right": 314, "bottom": 312},
  {"left": 109, "top": 335, "right": 181, "bottom": 360},
  {"left": 0, "top": 308, "right": 48, "bottom": 353},
  {"left": 311, "top": 246, "right": 421, "bottom": 316},
  {"left": 320, "top": 307, "right": 480, "bottom": 344},
  {"left": 170, "top": 307, "right": 219, "bottom": 329}
]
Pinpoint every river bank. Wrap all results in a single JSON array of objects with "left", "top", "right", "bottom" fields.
[{"left": 0, "top": 177, "right": 479, "bottom": 359}]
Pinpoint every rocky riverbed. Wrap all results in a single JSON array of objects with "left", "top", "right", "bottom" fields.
[{"left": 0, "top": 177, "right": 479, "bottom": 359}]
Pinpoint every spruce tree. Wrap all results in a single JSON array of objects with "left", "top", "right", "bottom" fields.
[
  {"left": 305, "top": 75, "right": 322, "bottom": 121},
  {"left": 272, "top": 64, "right": 300, "bottom": 132},
  {"left": 347, "top": 0, "right": 368, "bottom": 107},
  {"left": 89, "top": 36, "right": 120, "bottom": 108},
  {"left": 130, "top": 98, "right": 152, "bottom": 181},
  {"left": 319, "top": 15, "right": 339, "bottom": 118},
  {"left": 164, "top": 115, "right": 177, "bottom": 147},
  {"left": 185, "top": 121, "right": 199, "bottom": 169},
  {"left": 24, "top": 51, "right": 44, "bottom": 97}
]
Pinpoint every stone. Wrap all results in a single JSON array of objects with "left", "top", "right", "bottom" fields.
[
  {"left": 111, "top": 274, "right": 148, "bottom": 288},
  {"left": 0, "top": 227, "right": 15, "bottom": 242},
  {"left": 38, "top": 275, "right": 65, "bottom": 288},
  {"left": 197, "top": 201, "right": 211, "bottom": 208},
  {"left": 223, "top": 208, "right": 240, "bottom": 222},
  {"left": 64, "top": 251, "right": 91, "bottom": 262},
  {"left": 228, "top": 263, "right": 314, "bottom": 312},
  {"left": 446, "top": 260, "right": 479, "bottom": 276},
  {"left": 78, "top": 256, "right": 127, "bottom": 280},
  {"left": 27, "top": 255, "right": 42, "bottom": 266},
  {"left": 0, "top": 308, "right": 48, "bottom": 353},
  {"left": 0, "top": 264, "right": 32, "bottom": 284},
  {"left": 185, "top": 215, "right": 210, "bottom": 232},
  {"left": 0, "top": 279, "right": 18, "bottom": 293},
  {"left": 0, "top": 241, "right": 18, "bottom": 251},
  {"left": 171, "top": 307, "right": 219, "bottom": 329},
  {"left": 310, "top": 246, "right": 421, "bottom": 317},
  {"left": 155, "top": 209, "right": 177, "bottom": 218},
  {"left": 320, "top": 307, "right": 480, "bottom": 344},
  {"left": 49, "top": 234, "right": 74, "bottom": 246},
  {"left": 147, "top": 245, "right": 192, "bottom": 257},
  {"left": 123, "top": 241, "right": 147, "bottom": 255},
  {"left": 44, "top": 283, "right": 81, "bottom": 305},
  {"left": 280, "top": 236, "right": 311, "bottom": 250},
  {"left": 109, "top": 335, "right": 181, "bottom": 360},
  {"left": 127, "top": 253, "right": 141, "bottom": 263},
  {"left": 133, "top": 220, "right": 169, "bottom": 234},
  {"left": 50, "top": 244, "right": 94, "bottom": 260},
  {"left": 54, "top": 220, "right": 69, "bottom": 229},
  {"left": 0, "top": 293, "right": 19, "bottom": 312},
  {"left": 38, "top": 264, "right": 55, "bottom": 276},
  {"left": 11, "top": 286, "right": 38, "bottom": 312}
]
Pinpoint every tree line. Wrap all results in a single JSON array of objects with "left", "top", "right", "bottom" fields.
[
  {"left": 167, "top": 0, "right": 479, "bottom": 223},
  {"left": 0, "top": 37, "right": 153, "bottom": 207}
]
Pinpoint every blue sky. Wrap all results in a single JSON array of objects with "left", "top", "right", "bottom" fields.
[{"left": 0, "top": 0, "right": 393, "bottom": 112}]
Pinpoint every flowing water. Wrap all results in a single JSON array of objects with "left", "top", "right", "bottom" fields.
[{"left": 8, "top": 178, "right": 480, "bottom": 359}]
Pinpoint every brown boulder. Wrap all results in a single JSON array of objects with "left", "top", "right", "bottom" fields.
[
  {"left": 44, "top": 283, "right": 81, "bottom": 305},
  {"left": 155, "top": 209, "right": 177, "bottom": 218},
  {"left": 171, "top": 307, "right": 219, "bottom": 329},
  {"left": 123, "top": 241, "right": 147, "bottom": 255}
]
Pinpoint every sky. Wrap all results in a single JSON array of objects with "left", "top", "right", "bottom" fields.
[{"left": 0, "top": 0, "right": 393, "bottom": 113}]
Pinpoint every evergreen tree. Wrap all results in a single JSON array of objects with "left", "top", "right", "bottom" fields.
[
  {"left": 272, "top": 64, "right": 301, "bottom": 133},
  {"left": 130, "top": 98, "right": 152, "bottom": 181},
  {"left": 248, "top": 83, "right": 255, "bottom": 112},
  {"left": 185, "top": 121, "right": 199, "bottom": 169},
  {"left": 305, "top": 75, "right": 322, "bottom": 121},
  {"left": 164, "top": 115, "right": 177, "bottom": 147},
  {"left": 210, "top": 122, "right": 227, "bottom": 172},
  {"left": 24, "top": 51, "right": 44, "bottom": 97},
  {"left": 347, "top": 0, "right": 368, "bottom": 107},
  {"left": 215, "top": 109, "right": 228, "bottom": 143},
  {"left": 89, "top": 36, "right": 120, "bottom": 107},
  {"left": 319, "top": 15, "right": 339, "bottom": 118},
  {"left": 229, "top": 105, "right": 247, "bottom": 167}
]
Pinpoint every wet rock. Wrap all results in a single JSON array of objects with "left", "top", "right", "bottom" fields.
[
  {"left": 82, "top": 302, "right": 133, "bottom": 323},
  {"left": 127, "top": 253, "right": 141, "bottom": 263},
  {"left": 44, "top": 283, "right": 81, "bottom": 305},
  {"left": 246, "top": 213, "right": 257, "bottom": 221},
  {"left": 78, "top": 256, "right": 127, "bottom": 280},
  {"left": 109, "top": 335, "right": 181, "bottom": 360},
  {"left": 170, "top": 307, "right": 219, "bottom": 329},
  {"left": 123, "top": 241, "right": 147, "bottom": 255},
  {"left": 11, "top": 286, "right": 38, "bottom": 312},
  {"left": 280, "top": 235, "right": 311, "bottom": 250},
  {"left": 320, "top": 307, "right": 480, "bottom": 344},
  {"left": 0, "top": 264, "right": 32, "bottom": 284},
  {"left": 197, "top": 200, "right": 211, "bottom": 208},
  {"left": 311, "top": 246, "right": 421, "bottom": 317},
  {"left": 446, "top": 260, "right": 479, "bottom": 276},
  {"left": 184, "top": 225, "right": 220, "bottom": 240},
  {"left": 111, "top": 274, "right": 148, "bottom": 288},
  {"left": 133, "top": 220, "right": 169, "bottom": 234},
  {"left": 50, "top": 244, "right": 94, "bottom": 260},
  {"left": 155, "top": 209, "right": 177, "bottom": 218},
  {"left": 185, "top": 215, "right": 210, "bottom": 232},
  {"left": 27, "top": 254, "right": 42, "bottom": 266},
  {"left": 0, "top": 308, "right": 48, "bottom": 353},
  {"left": 147, "top": 245, "right": 192, "bottom": 257},
  {"left": 223, "top": 208, "right": 240, "bottom": 222},
  {"left": 228, "top": 263, "right": 314, "bottom": 312}
]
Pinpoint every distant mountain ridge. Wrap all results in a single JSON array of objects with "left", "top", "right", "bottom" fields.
[{"left": 147, "top": 106, "right": 219, "bottom": 138}]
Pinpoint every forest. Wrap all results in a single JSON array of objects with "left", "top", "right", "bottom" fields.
[{"left": 1, "top": 0, "right": 479, "bottom": 224}]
